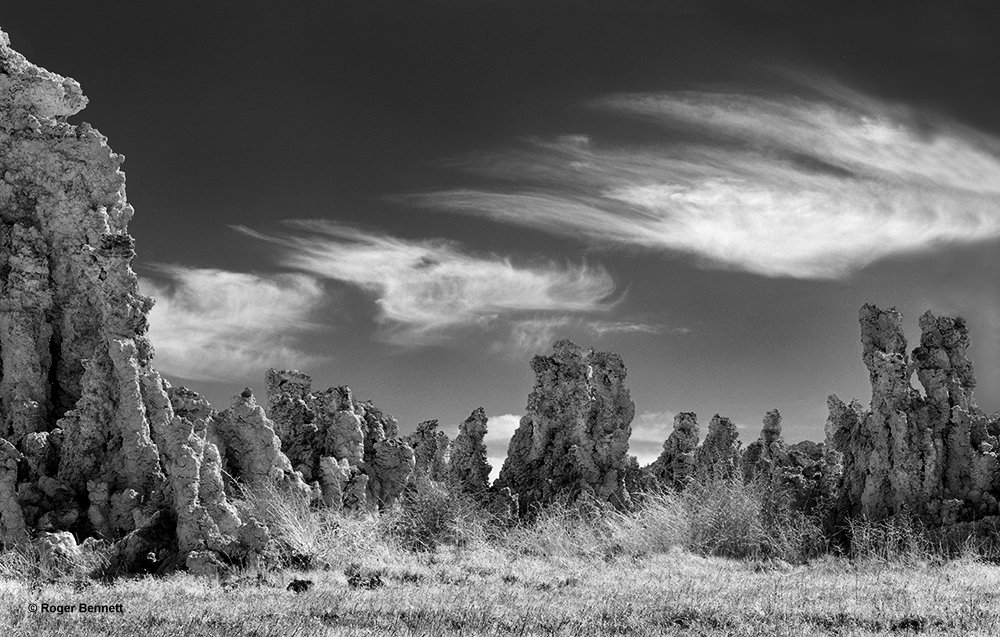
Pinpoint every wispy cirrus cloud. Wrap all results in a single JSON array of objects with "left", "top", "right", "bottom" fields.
[
  {"left": 140, "top": 266, "right": 328, "bottom": 382},
  {"left": 412, "top": 80, "right": 1000, "bottom": 279},
  {"left": 502, "top": 317, "right": 687, "bottom": 355},
  {"left": 505, "top": 317, "right": 574, "bottom": 354},
  {"left": 589, "top": 321, "right": 687, "bottom": 336},
  {"left": 238, "top": 221, "right": 616, "bottom": 345}
]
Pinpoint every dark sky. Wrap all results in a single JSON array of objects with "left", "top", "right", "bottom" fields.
[{"left": 5, "top": 2, "right": 999, "bottom": 472}]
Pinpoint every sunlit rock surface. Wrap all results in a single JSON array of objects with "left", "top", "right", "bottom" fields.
[
  {"left": 0, "top": 30, "right": 270, "bottom": 571},
  {"left": 497, "top": 340, "right": 635, "bottom": 512},
  {"left": 827, "top": 304, "right": 1000, "bottom": 532},
  {"left": 266, "top": 369, "right": 414, "bottom": 509}
]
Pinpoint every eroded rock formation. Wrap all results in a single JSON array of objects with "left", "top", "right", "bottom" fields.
[
  {"left": 448, "top": 407, "right": 492, "bottom": 495},
  {"left": 737, "top": 410, "right": 843, "bottom": 516},
  {"left": 405, "top": 419, "right": 450, "bottom": 482},
  {"left": 265, "top": 369, "right": 414, "bottom": 509},
  {"left": 827, "top": 304, "right": 1000, "bottom": 530},
  {"left": 742, "top": 409, "right": 789, "bottom": 482},
  {"left": 497, "top": 340, "right": 635, "bottom": 512},
  {"left": 213, "top": 388, "right": 308, "bottom": 492},
  {"left": 693, "top": 415, "right": 741, "bottom": 482},
  {"left": 646, "top": 412, "right": 700, "bottom": 489},
  {"left": 0, "top": 31, "right": 275, "bottom": 570}
]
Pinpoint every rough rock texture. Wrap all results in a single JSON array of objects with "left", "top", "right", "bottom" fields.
[
  {"left": 266, "top": 369, "right": 414, "bottom": 509},
  {"left": 742, "top": 409, "right": 790, "bottom": 482},
  {"left": 0, "top": 438, "right": 26, "bottom": 543},
  {"left": 646, "top": 412, "right": 700, "bottom": 489},
  {"left": 317, "top": 456, "right": 368, "bottom": 510},
  {"left": 405, "top": 420, "right": 450, "bottom": 482},
  {"left": 35, "top": 530, "right": 80, "bottom": 572},
  {"left": 367, "top": 437, "right": 415, "bottom": 506},
  {"left": 213, "top": 388, "right": 309, "bottom": 492},
  {"left": 448, "top": 407, "right": 492, "bottom": 495},
  {"left": 737, "top": 410, "right": 843, "bottom": 516},
  {"left": 827, "top": 304, "right": 1000, "bottom": 529},
  {"left": 185, "top": 549, "right": 227, "bottom": 579},
  {"left": 693, "top": 415, "right": 741, "bottom": 482},
  {"left": 0, "top": 31, "right": 271, "bottom": 570},
  {"left": 496, "top": 340, "right": 635, "bottom": 512}
]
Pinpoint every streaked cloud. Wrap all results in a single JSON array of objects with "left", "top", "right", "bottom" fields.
[
  {"left": 412, "top": 81, "right": 1000, "bottom": 279},
  {"left": 588, "top": 321, "right": 687, "bottom": 336},
  {"left": 140, "top": 266, "right": 328, "bottom": 382},
  {"left": 504, "top": 317, "right": 574, "bottom": 354},
  {"left": 502, "top": 317, "right": 687, "bottom": 355},
  {"left": 238, "top": 222, "right": 616, "bottom": 345}
]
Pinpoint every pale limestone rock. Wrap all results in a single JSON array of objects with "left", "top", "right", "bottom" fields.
[
  {"left": 167, "top": 386, "right": 213, "bottom": 422},
  {"left": 317, "top": 456, "right": 367, "bottom": 510},
  {"left": 35, "top": 530, "right": 80, "bottom": 572},
  {"left": 497, "top": 340, "right": 635, "bottom": 512},
  {"left": 317, "top": 456, "right": 349, "bottom": 509},
  {"left": 0, "top": 30, "right": 273, "bottom": 569},
  {"left": 266, "top": 369, "right": 414, "bottom": 509},
  {"left": 325, "top": 409, "right": 365, "bottom": 464},
  {"left": 646, "top": 412, "right": 699, "bottom": 489},
  {"left": 213, "top": 388, "right": 308, "bottom": 492},
  {"left": 827, "top": 304, "right": 1000, "bottom": 528},
  {"left": 448, "top": 407, "right": 492, "bottom": 495}
]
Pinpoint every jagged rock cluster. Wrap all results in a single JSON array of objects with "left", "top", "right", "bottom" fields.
[
  {"left": 644, "top": 412, "right": 744, "bottom": 488},
  {"left": 264, "top": 369, "right": 415, "bottom": 510},
  {"left": 639, "top": 408, "right": 840, "bottom": 520},
  {"left": 741, "top": 410, "right": 842, "bottom": 513},
  {"left": 646, "top": 412, "right": 699, "bottom": 488},
  {"left": 169, "top": 386, "right": 309, "bottom": 496},
  {"left": 0, "top": 31, "right": 295, "bottom": 572},
  {"left": 405, "top": 420, "right": 450, "bottom": 482},
  {"left": 3, "top": 24, "right": 994, "bottom": 568},
  {"left": 742, "top": 409, "right": 788, "bottom": 481},
  {"left": 827, "top": 305, "right": 1000, "bottom": 531},
  {"left": 497, "top": 340, "right": 636, "bottom": 512}
]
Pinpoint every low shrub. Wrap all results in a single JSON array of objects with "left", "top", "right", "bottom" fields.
[
  {"left": 381, "top": 477, "right": 491, "bottom": 552},
  {"left": 500, "top": 478, "right": 827, "bottom": 563}
]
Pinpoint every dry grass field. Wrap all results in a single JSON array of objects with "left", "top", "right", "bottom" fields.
[
  {"left": 3, "top": 480, "right": 999, "bottom": 636},
  {"left": 4, "top": 549, "right": 1000, "bottom": 636}
]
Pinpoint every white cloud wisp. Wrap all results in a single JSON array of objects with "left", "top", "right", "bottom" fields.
[
  {"left": 239, "top": 222, "right": 616, "bottom": 345},
  {"left": 141, "top": 266, "right": 328, "bottom": 382},
  {"left": 413, "top": 83, "right": 1000, "bottom": 279}
]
